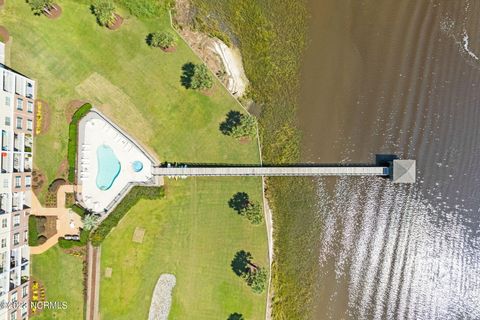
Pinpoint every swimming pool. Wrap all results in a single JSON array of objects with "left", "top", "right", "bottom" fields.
[{"left": 96, "top": 145, "right": 121, "bottom": 191}]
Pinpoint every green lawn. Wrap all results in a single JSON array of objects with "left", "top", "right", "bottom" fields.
[
  {"left": 0, "top": 0, "right": 260, "bottom": 202},
  {"left": 0, "top": 1, "right": 267, "bottom": 318},
  {"left": 31, "top": 246, "right": 84, "bottom": 320},
  {"left": 100, "top": 177, "right": 268, "bottom": 319}
]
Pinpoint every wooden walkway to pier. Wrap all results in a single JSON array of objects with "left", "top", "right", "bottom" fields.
[{"left": 152, "top": 166, "right": 390, "bottom": 177}]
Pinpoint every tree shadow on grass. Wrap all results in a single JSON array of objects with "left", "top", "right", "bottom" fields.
[
  {"left": 219, "top": 110, "right": 242, "bottom": 136},
  {"left": 227, "top": 313, "right": 244, "bottom": 320},
  {"left": 181, "top": 62, "right": 195, "bottom": 89},
  {"left": 231, "top": 250, "right": 252, "bottom": 277},
  {"left": 228, "top": 192, "right": 250, "bottom": 214},
  {"left": 145, "top": 33, "right": 154, "bottom": 46}
]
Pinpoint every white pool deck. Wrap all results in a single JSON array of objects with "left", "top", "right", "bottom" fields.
[{"left": 77, "top": 110, "right": 161, "bottom": 214}]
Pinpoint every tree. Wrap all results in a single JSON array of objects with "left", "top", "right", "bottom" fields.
[
  {"left": 82, "top": 214, "right": 99, "bottom": 231},
  {"left": 190, "top": 64, "right": 213, "bottom": 90},
  {"left": 231, "top": 250, "right": 253, "bottom": 277},
  {"left": 148, "top": 31, "right": 178, "bottom": 49},
  {"left": 228, "top": 192, "right": 250, "bottom": 213},
  {"left": 227, "top": 313, "right": 245, "bottom": 320},
  {"left": 219, "top": 111, "right": 257, "bottom": 139},
  {"left": 246, "top": 267, "right": 267, "bottom": 294},
  {"left": 244, "top": 201, "right": 263, "bottom": 225},
  {"left": 91, "top": 0, "right": 116, "bottom": 26},
  {"left": 28, "top": 0, "right": 54, "bottom": 15}
]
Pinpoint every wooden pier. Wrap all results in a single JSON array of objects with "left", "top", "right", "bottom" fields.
[{"left": 152, "top": 160, "right": 416, "bottom": 183}]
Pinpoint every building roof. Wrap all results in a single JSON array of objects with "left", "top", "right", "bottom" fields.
[{"left": 392, "top": 160, "right": 416, "bottom": 183}]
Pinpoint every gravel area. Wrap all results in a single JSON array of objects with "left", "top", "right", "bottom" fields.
[{"left": 148, "top": 274, "right": 176, "bottom": 320}]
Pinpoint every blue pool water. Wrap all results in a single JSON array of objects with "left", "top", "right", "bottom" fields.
[
  {"left": 132, "top": 161, "right": 143, "bottom": 172},
  {"left": 96, "top": 145, "right": 121, "bottom": 191}
]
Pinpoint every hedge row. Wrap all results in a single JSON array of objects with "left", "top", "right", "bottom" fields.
[
  {"left": 70, "top": 204, "right": 87, "bottom": 218},
  {"left": 67, "top": 103, "right": 92, "bottom": 183},
  {"left": 90, "top": 186, "right": 165, "bottom": 246},
  {"left": 58, "top": 228, "right": 90, "bottom": 249},
  {"left": 28, "top": 215, "right": 38, "bottom": 247}
]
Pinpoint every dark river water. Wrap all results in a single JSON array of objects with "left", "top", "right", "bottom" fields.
[{"left": 298, "top": 0, "right": 480, "bottom": 318}]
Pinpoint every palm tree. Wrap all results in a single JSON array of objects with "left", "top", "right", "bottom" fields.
[
  {"left": 28, "top": 0, "right": 54, "bottom": 16},
  {"left": 91, "top": 0, "right": 116, "bottom": 27},
  {"left": 148, "top": 31, "right": 178, "bottom": 49},
  {"left": 82, "top": 214, "right": 99, "bottom": 231}
]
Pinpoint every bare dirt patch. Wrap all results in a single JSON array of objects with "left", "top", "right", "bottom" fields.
[
  {"left": 35, "top": 99, "right": 51, "bottom": 135},
  {"left": 161, "top": 46, "right": 177, "bottom": 53},
  {"left": 105, "top": 267, "right": 112, "bottom": 278},
  {"left": 132, "top": 227, "right": 145, "bottom": 243},
  {"left": 238, "top": 137, "right": 252, "bottom": 144},
  {"left": 0, "top": 26, "right": 9, "bottom": 43},
  {"left": 46, "top": 3, "right": 62, "bottom": 19},
  {"left": 55, "top": 159, "right": 69, "bottom": 180},
  {"left": 65, "top": 100, "right": 88, "bottom": 122},
  {"left": 32, "top": 170, "right": 46, "bottom": 194},
  {"left": 107, "top": 14, "right": 123, "bottom": 31}
]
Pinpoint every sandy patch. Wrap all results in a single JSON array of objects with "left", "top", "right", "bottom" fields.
[
  {"left": 211, "top": 40, "right": 248, "bottom": 97},
  {"left": 148, "top": 274, "right": 176, "bottom": 320},
  {"left": 132, "top": 227, "right": 145, "bottom": 243}
]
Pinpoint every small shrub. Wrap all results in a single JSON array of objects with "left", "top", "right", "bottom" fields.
[
  {"left": 244, "top": 201, "right": 263, "bottom": 225},
  {"left": 220, "top": 111, "right": 257, "bottom": 139},
  {"left": 90, "top": 186, "right": 165, "bottom": 246},
  {"left": 28, "top": 216, "right": 38, "bottom": 246},
  {"left": 58, "top": 229, "right": 90, "bottom": 248},
  {"left": 190, "top": 64, "right": 213, "bottom": 90},
  {"left": 181, "top": 63, "right": 213, "bottom": 90},
  {"left": 246, "top": 267, "right": 268, "bottom": 293},
  {"left": 91, "top": 0, "right": 116, "bottom": 27},
  {"left": 71, "top": 204, "right": 87, "bottom": 217},
  {"left": 147, "top": 31, "right": 178, "bottom": 49}
]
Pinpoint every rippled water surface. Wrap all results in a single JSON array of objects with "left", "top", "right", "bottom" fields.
[{"left": 298, "top": 0, "right": 480, "bottom": 318}]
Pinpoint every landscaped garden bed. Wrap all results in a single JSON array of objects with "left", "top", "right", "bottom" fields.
[{"left": 29, "top": 215, "right": 57, "bottom": 245}]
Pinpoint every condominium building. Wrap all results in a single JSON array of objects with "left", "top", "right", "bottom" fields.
[{"left": 0, "top": 42, "right": 35, "bottom": 320}]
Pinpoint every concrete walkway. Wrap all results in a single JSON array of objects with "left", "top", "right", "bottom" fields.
[
  {"left": 30, "top": 185, "right": 84, "bottom": 254},
  {"left": 86, "top": 244, "right": 101, "bottom": 320}
]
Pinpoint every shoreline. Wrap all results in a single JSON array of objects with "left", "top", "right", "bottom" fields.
[{"left": 169, "top": 7, "right": 275, "bottom": 318}]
